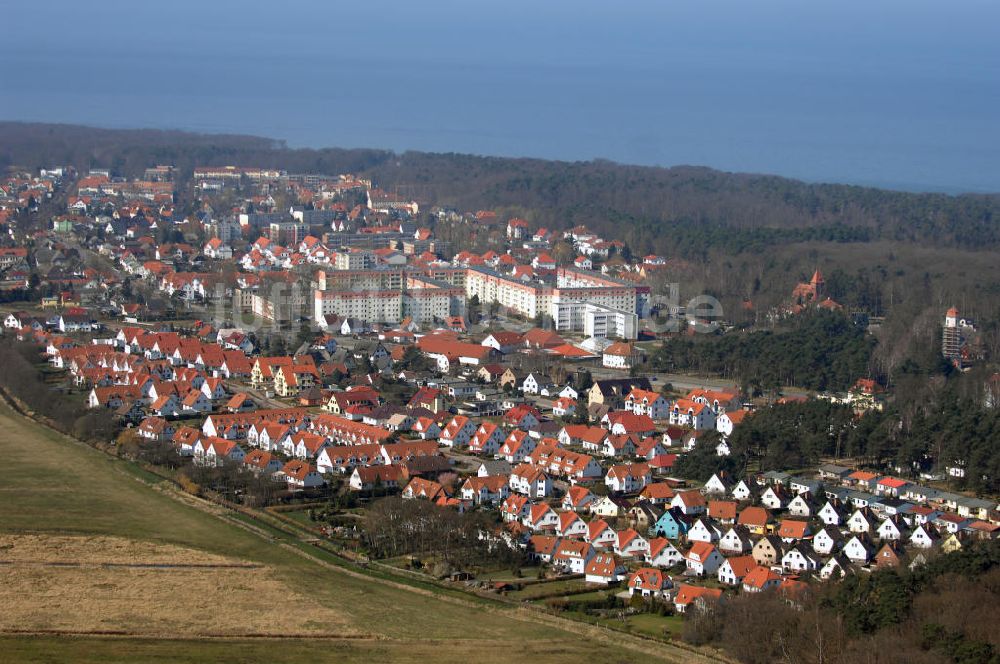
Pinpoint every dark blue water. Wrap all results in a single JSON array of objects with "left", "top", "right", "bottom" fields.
[{"left": 2, "top": 0, "right": 998, "bottom": 193}]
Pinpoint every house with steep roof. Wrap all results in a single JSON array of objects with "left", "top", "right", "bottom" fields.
[
  {"left": 719, "top": 526, "right": 754, "bottom": 555},
  {"left": 605, "top": 462, "right": 652, "bottom": 493},
  {"left": 782, "top": 545, "right": 822, "bottom": 572},
  {"left": 638, "top": 482, "right": 676, "bottom": 505},
  {"left": 718, "top": 555, "right": 757, "bottom": 586},
  {"left": 685, "top": 541, "right": 723, "bottom": 576},
  {"left": 645, "top": 537, "right": 683, "bottom": 568},
  {"left": 552, "top": 539, "right": 595, "bottom": 574},
  {"left": 562, "top": 485, "right": 596, "bottom": 512},
  {"left": 752, "top": 535, "right": 784, "bottom": 567},
  {"left": 524, "top": 503, "right": 559, "bottom": 531},
  {"left": 673, "top": 584, "right": 723, "bottom": 613},
  {"left": 602, "top": 342, "right": 638, "bottom": 370},
  {"left": 614, "top": 528, "right": 650, "bottom": 558},
  {"left": 627, "top": 567, "right": 673, "bottom": 598},
  {"left": 585, "top": 518, "right": 618, "bottom": 549},
  {"left": 624, "top": 388, "right": 669, "bottom": 420},
  {"left": 350, "top": 465, "right": 405, "bottom": 492},
  {"left": 460, "top": 475, "right": 510, "bottom": 505},
  {"left": 585, "top": 554, "right": 627, "bottom": 585},
  {"left": 741, "top": 566, "right": 782, "bottom": 593},
  {"left": 671, "top": 490, "right": 706, "bottom": 516},
  {"left": 555, "top": 510, "right": 589, "bottom": 539},
  {"left": 651, "top": 508, "right": 690, "bottom": 540},
  {"left": 510, "top": 463, "right": 552, "bottom": 498}
]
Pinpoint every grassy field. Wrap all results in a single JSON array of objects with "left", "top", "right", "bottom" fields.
[
  {"left": 626, "top": 613, "right": 685, "bottom": 639},
  {"left": 0, "top": 635, "right": 652, "bottom": 664},
  {"left": 507, "top": 577, "right": 593, "bottom": 600},
  {"left": 0, "top": 400, "right": 721, "bottom": 663}
]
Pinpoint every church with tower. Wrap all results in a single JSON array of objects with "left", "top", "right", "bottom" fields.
[{"left": 789, "top": 269, "right": 842, "bottom": 313}]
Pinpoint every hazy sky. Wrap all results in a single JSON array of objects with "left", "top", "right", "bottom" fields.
[{"left": 2, "top": 0, "right": 998, "bottom": 192}]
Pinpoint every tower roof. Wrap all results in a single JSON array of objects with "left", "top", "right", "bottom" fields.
[
  {"left": 946, "top": 307, "right": 959, "bottom": 318},
  {"left": 810, "top": 269, "right": 824, "bottom": 285}
]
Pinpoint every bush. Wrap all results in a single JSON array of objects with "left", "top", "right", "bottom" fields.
[{"left": 177, "top": 473, "right": 201, "bottom": 496}]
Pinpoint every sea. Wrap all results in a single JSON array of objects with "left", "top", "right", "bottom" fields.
[{"left": 1, "top": 0, "right": 998, "bottom": 193}]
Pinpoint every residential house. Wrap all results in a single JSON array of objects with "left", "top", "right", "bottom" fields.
[
  {"left": 718, "top": 555, "right": 757, "bottom": 586},
  {"left": 752, "top": 535, "right": 784, "bottom": 568},
  {"left": 552, "top": 539, "right": 595, "bottom": 574},
  {"left": 684, "top": 541, "right": 724, "bottom": 576},
  {"left": 510, "top": 463, "right": 552, "bottom": 498},
  {"left": 614, "top": 528, "right": 650, "bottom": 558},
  {"left": 674, "top": 585, "right": 723, "bottom": 614},
  {"left": 741, "top": 566, "right": 783, "bottom": 593},
  {"left": 627, "top": 568, "right": 673, "bottom": 598},
  {"left": 646, "top": 537, "right": 684, "bottom": 568},
  {"left": 584, "top": 554, "right": 627, "bottom": 585},
  {"left": 605, "top": 463, "right": 652, "bottom": 493}
]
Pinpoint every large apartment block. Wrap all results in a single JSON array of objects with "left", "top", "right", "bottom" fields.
[
  {"left": 313, "top": 268, "right": 464, "bottom": 325},
  {"left": 311, "top": 266, "right": 640, "bottom": 336},
  {"left": 466, "top": 267, "right": 640, "bottom": 339}
]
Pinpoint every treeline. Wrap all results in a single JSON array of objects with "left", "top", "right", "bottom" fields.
[
  {"left": 3, "top": 122, "right": 1000, "bottom": 252},
  {"left": 0, "top": 339, "right": 118, "bottom": 444},
  {"left": 685, "top": 539, "right": 1000, "bottom": 664},
  {"left": 652, "top": 310, "right": 876, "bottom": 392},
  {"left": 360, "top": 496, "right": 523, "bottom": 572}
]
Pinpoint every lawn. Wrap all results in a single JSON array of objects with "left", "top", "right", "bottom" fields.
[
  {"left": 507, "top": 577, "right": 593, "bottom": 600},
  {"left": 627, "top": 612, "right": 685, "bottom": 638},
  {"left": 0, "top": 400, "right": 717, "bottom": 663}
]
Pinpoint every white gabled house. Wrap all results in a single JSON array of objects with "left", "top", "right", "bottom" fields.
[
  {"left": 645, "top": 537, "right": 683, "bottom": 568},
  {"left": 876, "top": 516, "right": 906, "bottom": 541},
  {"left": 731, "top": 480, "right": 754, "bottom": 502},
  {"left": 818, "top": 501, "right": 843, "bottom": 526},
  {"left": 510, "top": 463, "right": 553, "bottom": 498},
  {"left": 819, "top": 554, "right": 851, "bottom": 580},
  {"left": 847, "top": 509, "right": 876, "bottom": 534},
  {"left": 787, "top": 494, "right": 813, "bottom": 517},
  {"left": 719, "top": 527, "right": 753, "bottom": 555},
  {"left": 684, "top": 542, "right": 724, "bottom": 576},
  {"left": 842, "top": 535, "right": 873, "bottom": 564},
  {"left": 812, "top": 527, "right": 842, "bottom": 556},
  {"left": 614, "top": 528, "right": 650, "bottom": 558},
  {"left": 909, "top": 524, "right": 939, "bottom": 549},
  {"left": 624, "top": 389, "right": 669, "bottom": 420},
  {"left": 524, "top": 503, "right": 560, "bottom": 531},
  {"left": 782, "top": 546, "right": 821, "bottom": 572},
  {"left": 687, "top": 518, "right": 722, "bottom": 544},
  {"left": 717, "top": 555, "right": 756, "bottom": 586},
  {"left": 703, "top": 473, "right": 730, "bottom": 495}
]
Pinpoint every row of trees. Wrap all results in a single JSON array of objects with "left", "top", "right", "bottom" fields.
[
  {"left": 0, "top": 339, "right": 118, "bottom": 444},
  {"left": 360, "top": 497, "right": 523, "bottom": 571}
]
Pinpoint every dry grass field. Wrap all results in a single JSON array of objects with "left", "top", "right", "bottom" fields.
[
  {"left": 0, "top": 399, "right": 724, "bottom": 663},
  {"left": 0, "top": 534, "right": 353, "bottom": 637}
]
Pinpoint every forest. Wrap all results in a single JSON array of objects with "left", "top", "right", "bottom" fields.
[{"left": 651, "top": 309, "right": 876, "bottom": 392}]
